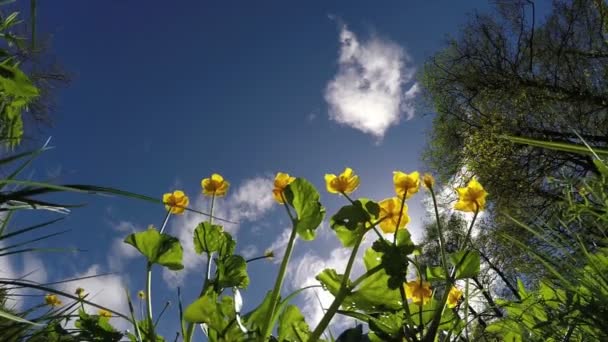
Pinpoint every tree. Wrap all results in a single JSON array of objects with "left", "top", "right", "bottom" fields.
[{"left": 421, "top": 0, "right": 608, "bottom": 283}]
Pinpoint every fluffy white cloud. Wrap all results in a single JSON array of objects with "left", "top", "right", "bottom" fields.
[
  {"left": 325, "top": 25, "right": 419, "bottom": 139},
  {"left": 163, "top": 176, "right": 275, "bottom": 285},
  {"left": 283, "top": 234, "right": 377, "bottom": 337},
  {"left": 265, "top": 228, "right": 293, "bottom": 264},
  {"left": 58, "top": 264, "right": 131, "bottom": 331}
]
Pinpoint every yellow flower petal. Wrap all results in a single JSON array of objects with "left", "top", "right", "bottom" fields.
[
  {"left": 393, "top": 171, "right": 420, "bottom": 199},
  {"left": 273, "top": 172, "right": 296, "bottom": 204},
  {"left": 454, "top": 178, "right": 488, "bottom": 212},
  {"left": 163, "top": 190, "right": 189, "bottom": 214},
  {"left": 423, "top": 173, "right": 435, "bottom": 189},
  {"left": 447, "top": 286, "right": 463, "bottom": 308},
  {"left": 378, "top": 197, "right": 409, "bottom": 233},
  {"left": 325, "top": 168, "right": 359, "bottom": 194},
  {"left": 404, "top": 279, "right": 432, "bottom": 306},
  {"left": 201, "top": 173, "right": 230, "bottom": 197}
]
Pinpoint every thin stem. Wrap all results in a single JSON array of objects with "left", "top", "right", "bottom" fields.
[
  {"left": 246, "top": 254, "right": 273, "bottom": 263},
  {"left": 260, "top": 192, "right": 298, "bottom": 340},
  {"left": 159, "top": 210, "right": 172, "bottom": 234},
  {"left": 186, "top": 194, "right": 217, "bottom": 342},
  {"left": 423, "top": 208, "right": 479, "bottom": 342},
  {"left": 393, "top": 193, "right": 407, "bottom": 245},
  {"left": 146, "top": 262, "right": 156, "bottom": 341},
  {"left": 464, "top": 280, "right": 470, "bottom": 341},
  {"left": 154, "top": 301, "right": 171, "bottom": 327},
  {"left": 309, "top": 233, "right": 365, "bottom": 341},
  {"left": 430, "top": 188, "right": 450, "bottom": 278}
]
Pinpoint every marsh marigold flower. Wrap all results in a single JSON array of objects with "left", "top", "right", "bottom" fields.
[
  {"left": 423, "top": 173, "right": 435, "bottom": 189},
  {"left": 447, "top": 286, "right": 463, "bottom": 309},
  {"left": 404, "top": 279, "right": 432, "bottom": 306},
  {"left": 454, "top": 178, "right": 488, "bottom": 212},
  {"left": 75, "top": 287, "right": 86, "bottom": 299},
  {"left": 98, "top": 309, "right": 112, "bottom": 318},
  {"left": 378, "top": 197, "right": 409, "bottom": 234},
  {"left": 45, "top": 294, "right": 62, "bottom": 307},
  {"left": 201, "top": 173, "right": 230, "bottom": 197},
  {"left": 273, "top": 172, "right": 295, "bottom": 204},
  {"left": 163, "top": 190, "right": 189, "bottom": 215},
  {"left": 393, "top": 171, "right": 420, "bottom": 199},
  {"left": 325, "top": 167, "right": 359, "bottom": 194}
]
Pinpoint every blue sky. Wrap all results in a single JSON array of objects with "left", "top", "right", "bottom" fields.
[{"left": 2, "top": 0, "right": 507, "bottom": 338}]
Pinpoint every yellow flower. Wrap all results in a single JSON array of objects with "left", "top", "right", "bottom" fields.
[
  {"left": 273, "top": 172, "right": 296, "bottom": 204},
  {"left": 138, "top": 290, "right": 146, "bottom": 300},
  {"left": 404, "top": 279, "right": 432, "bottom": 306},
  {"left": 447, "top": 286, "right": 463, "bottom": 309},
  {"left": 378, "top": 197, "right": 409, "bottom": 234},
  {"left": 44, "top": 294, "right": 62, "bottom": 307},
  {"left": 393, "top": 171, "right": 420, "bottom": 199},
  {"left": 163, "top": 190, "right": 189, "bottom": 215},
  {"left": 98, "top": 309, "right": 112, "bottom": 318},
  {"left": 324, "top": 167, "right": 360, "bottom": 194},
  {"left": 423, "top": 173, "right": 435, "bottom": 189},
  {"left": 201, "top": 173, "right": 230, "bottom": 197},
  {"left": 75, "top": 287, "right": 86, "bottom": 299},
  {"left": 454, "top": 178, "right": 488, "bottom": 212}
]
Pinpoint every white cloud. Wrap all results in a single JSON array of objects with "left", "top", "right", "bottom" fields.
[
  {"left": 265, "top": 228, "right": 293, "bottom": 264},
  {"left": 21, "top": 254, "right": 48, "bottom": 284},
  {"left": 287, "top": 244, "right": 367, "bottom": 337},
  {"left": 325, "top": 24, "right": 418, "bottom": 139},
  {"left": 58, "top": 264, "right": 130, "bottom": 332},
  {"left": 240, "top": 244, "right": 258, "bottom": 259},
  {"left": 163, "top": 176, "right": 276, "bottom": 286},
  {"left": 108, "top": 237, "right": 140, "bottom": 272}
]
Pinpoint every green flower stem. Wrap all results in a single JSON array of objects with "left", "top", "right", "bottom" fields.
[
  {"left": 398, "top": 286, "right": 417, "bottom": 342},
  {"left": 159, "top": 210, "right": 171, "bottom": 234},
  {"left": 261, "top": 193, "right": 298, "bottom": 340},
  {"left": 423, "top": 208, "right": 479, "bottom": 342},
  {"left": 125, "top": 289, "right": 143, "bottom": 342},
  {"left": 245, "top": 254, "right": 273, "bottom": 263},
  {"left": 146, "top": 261, "right": 156, "bottom": 341},
  {"left": 185, "top": 194, "right": 217, "bottom": 342},
  {"left": 429, "top": 187, "right": 450, "bottom": 278},
  {"left": 464, "top": 279, "right": 470, "bottom": 341},
  {"left": 393, "top": 193, "right": 407, "bottom": 245},
  {"left": 309, "top": 233, "right": 365, "bottom": 342}
]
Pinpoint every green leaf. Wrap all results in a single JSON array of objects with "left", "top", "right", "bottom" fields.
[
  {"left": 336, "top": 325, "right": 365, "bottom": 341},
  {"left": 371, "top": 233, "right": 414, "bottom": 289},
  {"left": 449, "top": 250, "right": 480, "bottom": 279},
  {"left": 330, "top": 198, "right": 379, "bottom": 247},
  {"left": 183, "top": 292, "right": 230, "bottom": 331},
  {"left": 285, "top": 178, "right": 326, "bottom": 241},
  {"left": 0, "top": 308, "right": 42, "bottom": 326},
  {"left": 193, "top": 221, "right": 236, "bottom": 260},
  {"left": 217, "top": 255, "right": 249, "bottom": 289},
  {"left": 425, "top": 266, "right": 447, "bottom": 281},
  {"left": 278, "top": 305, "right": 311, "bottom": 342},
  {"left": 243, "top": 291, "right": 276, "bottom": 335},
  {"left": 193, "top": 221, "right": 225, "bottom": 254},
  {"left": 75, "top": 310, "right": 123, "bottom": 342},
  {"left": 0, "top": 64, "right": 39, "bottom": 98},
  {"left": 593, "top": 158, "right": 608, "bottom": 177},
  {"left": 349, "top": 268, "right": 402, "bottom": 311},
  {"left": 124, "top": 228, "right": 183, "bottom": 270},
  {"left": 316, "top": 268, "right": 344, "bottom": 295}
]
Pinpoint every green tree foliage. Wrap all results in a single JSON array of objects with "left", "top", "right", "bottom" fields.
[{"left": 422, "top": 0, "right": 608, "bottom": 282}]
